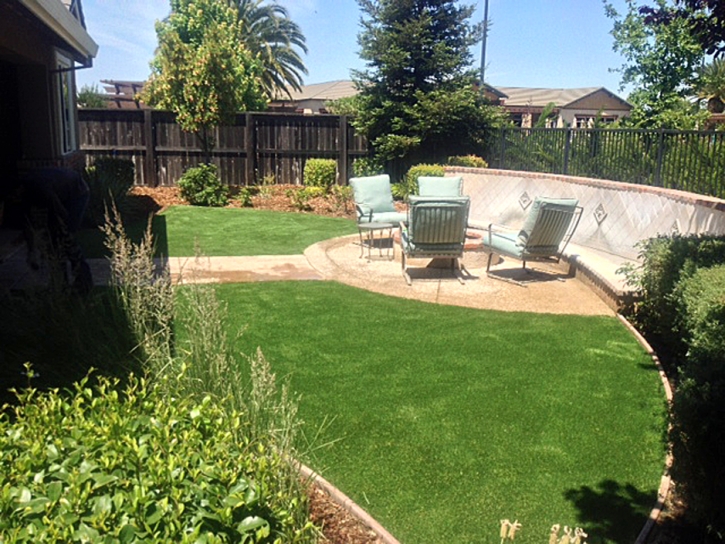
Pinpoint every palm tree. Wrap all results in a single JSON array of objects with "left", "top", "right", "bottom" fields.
[
  {"left": 696, "top": 58, "right": 725, "bottom": 113},
  {"left": 234, "top": 0, "right": 308, "bottom": 99}
]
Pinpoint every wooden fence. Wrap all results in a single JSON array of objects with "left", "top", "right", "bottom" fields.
[{"left": 78, "top": 110, "right": 370, "bottom": 187}]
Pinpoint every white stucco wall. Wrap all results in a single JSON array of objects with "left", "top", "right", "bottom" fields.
[{"left": 449, "top": 167, "right": 725, "bottom": 262}]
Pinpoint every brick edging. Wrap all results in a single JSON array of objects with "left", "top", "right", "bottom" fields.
[
  {"left": 298, "top": 463, "right": 402, "bottom": 544},
  {"left": 616, "top": 315, "right": 674, "bottom": 544}
]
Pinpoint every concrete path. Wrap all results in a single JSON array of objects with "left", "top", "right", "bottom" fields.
[
  {"left": 159, "top": 235, "right": 612, "bottom": 316},
  {"left": 1, "top": 232, "right": 613, "bottom": 316}
]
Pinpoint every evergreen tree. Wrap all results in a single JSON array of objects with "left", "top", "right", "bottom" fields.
[{"left": 353, "top": 0, "right": 505, "bottom": 170}]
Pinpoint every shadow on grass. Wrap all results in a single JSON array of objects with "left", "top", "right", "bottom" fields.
[
  {"left": 564, "top": 480, "right": 657, "bottom": 544},
  {"left": 0, "top": 286, "right": 141, "bottom": 410},
  {"left": 78, "top": 213, "right": 169, "bottom": 260}
]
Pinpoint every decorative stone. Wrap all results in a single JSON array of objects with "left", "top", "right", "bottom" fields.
[
  {"left": 519, "top": 191, "right": 532, "bottom": 210},
  {"left": 594, "top": 203, "right": 608, "bottom": 225}
]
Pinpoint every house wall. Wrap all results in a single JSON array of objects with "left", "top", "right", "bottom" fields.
[
  {"left": 0, "top": 2, "right": 79, "bottom": 167},
  {"left": 449, "top": 167, "right": 725, "bottom": 261}
]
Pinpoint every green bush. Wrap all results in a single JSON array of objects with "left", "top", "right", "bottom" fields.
[
  {"left": 303, "top": 159, "right": 336, "bottom": 189},
  {"left": 402, "top": 163, "right": 445, "bottom": 197},
  {"left": 84, "top": 157, "right": 135, "bottom": 225},
  {"left": 0, "top": 371, "right": 317, "bottom": 542},
  {"left": 178, "top": 164, "right": 228, "bottom": 207},
  {"left": 447, "top": 155, "right": 488, "bottom": 168},
  {"left": 352, "top": 156, "right": 385, "bottom": 178},
  {"left": 622, "top": 234, "right": 725, "bottom": 358},
  {"left": 287, "top": 186, "right": 326, "bottom": 211},
  {"left": 669, "top": 265, "right": 725, "bottom": 539}
]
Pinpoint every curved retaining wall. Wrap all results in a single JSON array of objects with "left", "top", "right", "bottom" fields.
[{"left": 448, "top": 167, "right": 725, "bottom": 307}]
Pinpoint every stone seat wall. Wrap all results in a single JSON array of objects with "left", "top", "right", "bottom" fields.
[{"left": 448, "top": 167, "right": 725, "bottom": 310}]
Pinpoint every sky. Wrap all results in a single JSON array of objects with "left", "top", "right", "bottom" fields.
[{"left": 76, "top": 0, "right": 632, "bottom": 96}]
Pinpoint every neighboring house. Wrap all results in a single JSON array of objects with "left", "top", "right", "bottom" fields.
[
  {"left": 0, "top": 0, "right": 98, "bottom": 189},
  {"left": 269, "top": 81, "right": 632, "bottom": 125},
  {"left": 268, "top": 80, "right": 359, "bottom": 114},
  {"left": 494, "top": 87, "right": 632, "bottom": 128}
]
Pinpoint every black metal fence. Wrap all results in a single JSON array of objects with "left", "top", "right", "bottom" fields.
[{"left": 485, "top": 127, "right": 725, "bottom": 199}]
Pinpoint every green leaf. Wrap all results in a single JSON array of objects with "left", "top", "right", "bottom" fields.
[
  {"left": 118, "top": 524, "right": 136, "bottom": 543},
  {"left": 47, "top": 481, "right": 63, "bottom": 502},
  {"left": 237, "top": 515, "right": 269, "bottom": 536}
]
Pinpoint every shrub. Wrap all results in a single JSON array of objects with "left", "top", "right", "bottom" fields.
[
  {"left": 669, "top": 265, "right": 725, "bottom": 538},
  {"left": 622, "top": 234, "right": 725, "bottom": 359},
  {"left": 303, "top": 158, "right": 336, "bottom": 189},
  {"left": 178, "top": 164, "right": 228, "bottom": 207},
  {"left": 287, "top": 186, "right": 327, "bottom": 211},
  {"left": 447, "top": 155, "right": 488, "bottom": 168},
  {"left": 0, "top": 371, "right": 317, "bottom": 542},
  {"left": 84, "top": 158, "right": 135, "bottom": 225},
  {"left": 352, "top": 156, "right": 385, "bottom": 178},
  {"left": 402, "top": 163, "right": 445, "bottom": 197}
]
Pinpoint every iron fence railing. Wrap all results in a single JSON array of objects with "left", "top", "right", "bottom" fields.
[{"left": 485, "top": 127, "right": 725, "bottom": 199}]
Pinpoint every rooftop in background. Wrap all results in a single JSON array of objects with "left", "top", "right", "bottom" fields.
[{"left": 496, "top": 87, "right": 632, "bottom": 109}]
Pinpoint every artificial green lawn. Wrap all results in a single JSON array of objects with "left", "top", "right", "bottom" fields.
[
  {"left": 78, "top": 206, "right": 357, "bottom": 258},
  {"left": 208, "top": 281, "right": 667, "bottom": 544}
]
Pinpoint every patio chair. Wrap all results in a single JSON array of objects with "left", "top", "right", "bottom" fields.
[
  {"left": 417, "top": 175, "right": 463, "bottom": 197},
  {"left": 482, "top": 197, "right": 582, "bottom": 285},
  {"left": 400, "top": 195, "right": 471, "bottom": 285},
  {"left": 349, "top": 174, "right": 407, "bottom": 225}
]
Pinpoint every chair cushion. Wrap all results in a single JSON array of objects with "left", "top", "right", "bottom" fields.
[
  {"left": 417, "top": 176, "right": 463, "bottom": 197},
  {"left": 350, "top": 175, "right": 397, "bottom": 218},
  {"left": 518, "top": 197, "right": 578, "bottom": 245},
  {"left": 365, "top": 211, "right": 408, "bottom": 224},
  {"left": 482, "top": 230, "right": 523, "bottom": 259}
]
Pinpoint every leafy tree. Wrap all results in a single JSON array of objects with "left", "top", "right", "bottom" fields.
[
  {"left": 352, "top": 0, "right": 506, "bottom": 171},
  {"left": 143, "top": 0, "right": 266, "bottom": 163},
  {"left": 76, "top": 83, "right": 107, "bottom": 108},
  {"left": 605, "top": 0, "right": 706, "bottom": 128},
  {"left": 640, "top": 0, "right": 725, "bottom": 58},
  {"left": 234, "top": 0, "right": 308, "bottom": 99}
]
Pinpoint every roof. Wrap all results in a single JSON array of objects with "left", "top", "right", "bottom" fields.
[
  {"left": 496, "top": 87, "right": 631, "bottom": 109},
  {"left": 273, "top": 80, "right": 359, "bottom": 102},
  {"left": 18, "top": 0, "right": 97, "bottom": 64}
]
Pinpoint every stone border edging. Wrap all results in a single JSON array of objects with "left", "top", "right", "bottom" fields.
[
  {"left": 616, "top": 314, "right": 674, "bottom": 544},
  {"left": 298, "top": 463, "right": 402, "bottom": 544}
]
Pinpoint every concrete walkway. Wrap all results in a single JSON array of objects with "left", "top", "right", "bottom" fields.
[
  {"left": 159, "top": 235, "right": 611, "bottom": 316},
  {"left": 0, "top": 232, "right": 614, "bottom": 316}
]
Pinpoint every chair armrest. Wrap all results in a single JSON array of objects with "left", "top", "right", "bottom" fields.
[
  {"left": 484, "top": 223, "right": 517, "bottom": 246},
  {"left": 356, "top": 204, "right": 373, "bottom": 222}
]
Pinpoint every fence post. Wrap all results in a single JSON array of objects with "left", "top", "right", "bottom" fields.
[
  {"left": 143, "top": 110, "right": 157, "bottom": 187},
  {"left": 339, "top": 115, "right": 349, "bottom": 184},
  {"left": 654, "top": 128, "right": 665, "bottom": 186},
  {"left": 563, "top": 127, "right": 572, "bottom": 175},
  {"left": 245, "top": 112, "right": 255, "bottom": 186},
  {"left": 499, "top": 128, "right": 507, "bottom": 168}
]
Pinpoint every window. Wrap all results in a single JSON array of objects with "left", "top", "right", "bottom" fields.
[
  {"left": 575, "top": 115, "right": 617, "bottom": 128},
  {"left": 55, "top": 52, "right": 77, "bottom": 155}
]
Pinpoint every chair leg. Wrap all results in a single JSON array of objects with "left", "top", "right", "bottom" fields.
[
  {"left": 402, "top": 252, "right": 412, "bottom": 285},
  {"left": 486, "top": 251, "right": 494, "bottom": 273},
  {"left": 453, "top": 258, "right": 465, "bottom": 285}
]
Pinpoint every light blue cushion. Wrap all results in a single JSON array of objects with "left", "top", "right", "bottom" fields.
[
  {"left": 519, "top": 197, "right": 578, "bottom": 245},
  {"left": 483, "top": 230, "right": 523, "bottom": 259},
  {"left": 350, "top": 175, "right": 397, "bottom": 221},
  {"left": 417, "top": 176, "right": 463, "bottom": 197}
]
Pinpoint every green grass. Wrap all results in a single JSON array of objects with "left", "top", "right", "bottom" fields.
[
  {"left": 78, "top": 206, "right": 357, "bottom": 258},
  {"left": 208, "top": 281, "right": 667, "bottom": 544}
]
